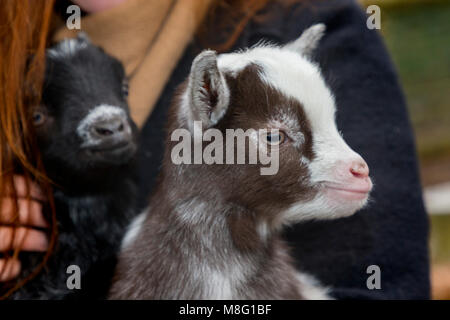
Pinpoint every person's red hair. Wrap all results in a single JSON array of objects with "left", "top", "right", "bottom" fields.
[{"left": 0, "top": 0, "right": 57, "bottom": 298}]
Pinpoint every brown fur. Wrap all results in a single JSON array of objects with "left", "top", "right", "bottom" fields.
[{"left": 109, "top": 64, "right": 322, "bottom": 299}]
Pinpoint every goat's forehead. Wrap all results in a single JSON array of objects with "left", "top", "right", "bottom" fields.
[
  {"left": 218, "top": 47, "right": 337, "bottom": 131},
  {"left": 47, "top": 41, "right": 122, "bottom": 76},
  {"left": 47, "top": 38, "right": 88, "bottom": 59}
]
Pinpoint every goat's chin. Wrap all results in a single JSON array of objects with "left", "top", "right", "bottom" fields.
[
  {"left": 280, "top": 192, "right": 369, "bottom": 225},
  {"left": 81, "top": 142, "right": 137, "bottom": 166}
]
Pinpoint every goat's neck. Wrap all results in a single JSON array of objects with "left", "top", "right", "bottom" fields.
[
  {"left": 156, "top": 180, "right": 283, "bottom": 270},
  {"left": 53, "top": 177, "right": 135, "bottom": 235}
]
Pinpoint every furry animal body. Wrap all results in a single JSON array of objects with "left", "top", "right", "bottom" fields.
[
  {"left": 110, "top": 24, "right": 372, "bottom": 300},
  {"left": 10, "top": 34, "right": 138, "bottom": 300}
]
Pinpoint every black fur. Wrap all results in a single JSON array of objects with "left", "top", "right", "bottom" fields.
[{"left": 10, "top": 38, "right": 138, "bottom": 300}]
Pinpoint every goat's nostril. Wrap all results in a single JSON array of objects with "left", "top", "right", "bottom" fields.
[
  {"left": 95, "top": 127, "right": 114, "bottom": 136},
  {"left": 91, "top": 117, "right": 129, "bottom": 138},
  {"left": 350, "top": 161, "right": 369, "bottom": 178}
]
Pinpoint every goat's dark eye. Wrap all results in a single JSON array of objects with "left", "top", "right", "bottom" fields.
[
  {"left": 265, "top": 130, "right": 286, "bottom": 145},
  {"left": 122, "top": 79, "right": 129, "bottom": 97},
  {"left": 32, "top": 110, "right": 46, "bottom": 126}
]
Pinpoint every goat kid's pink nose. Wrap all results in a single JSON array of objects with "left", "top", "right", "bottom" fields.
[{"left": 349, "top": 159, "right": 370, "bottom": 178}]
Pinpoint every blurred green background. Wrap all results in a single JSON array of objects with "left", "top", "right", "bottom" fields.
[
  {"left": 361, "top": 0, "right": 450, "bottom": 298},
  {"left": 376, "top": 0, "right": 450, "bottom": 185},
  {"left": 379, "top": 0, "right": 450, "bottom": 263}
]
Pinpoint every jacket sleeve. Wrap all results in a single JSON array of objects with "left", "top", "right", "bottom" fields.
[{"left": 246, "top": 0, "right": 430, "bottom": 299}]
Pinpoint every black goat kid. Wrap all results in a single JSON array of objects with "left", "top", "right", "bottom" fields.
[{"left": 9, "top": 34, "right": 138, "bottom": 299}]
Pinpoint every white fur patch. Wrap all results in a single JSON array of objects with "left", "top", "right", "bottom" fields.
[
  {"left": 47, "top": 38, "right": 88, "bottom": 59},
  {"left": 296, "top": 272, "right": 333, "bottom": 300},
  {"left": 77, "top": 104, "right": 126, "bottom": 147},
  {"left": 207, "top": 270, "right": 234, "bottom": 299},
  {"left": 121, "top": 211, "right": 146, "bottom": 249},
  {"left": 174, "top": 199, "right": 210, "bottom": 226},
  {"left": 257, "top": 221, "right": 270, "bottom": 243}
]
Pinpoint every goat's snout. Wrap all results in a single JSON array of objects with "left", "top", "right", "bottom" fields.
[
  {"left": 324, "top": 156, "right": 372, "bottom": 201},
  {"left": 77, "top": 105, "right": 134, "bottom": 153},
  {"left": 86, "top": 114, "right": 132, "bottom": 151},
  {"left": 90, "top": 115, "right": 130, "bottom": 141},
  {"left": 349, "top": 158, "right": 369, "bottom": 179}
]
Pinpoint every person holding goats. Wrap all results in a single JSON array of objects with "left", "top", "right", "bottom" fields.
[{"left": 0, "top": 0, "right": 429, "bottom": 299}]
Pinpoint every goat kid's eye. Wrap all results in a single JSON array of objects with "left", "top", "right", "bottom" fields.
[
  {"left": 32, "top": 110, "right": 46, "bottom": 126},
  {"left": 264, "top": 131, "right": 286, "bottom": 146},
  {"left": 122, "top": 79, "right": 129, "bottom": 97}
]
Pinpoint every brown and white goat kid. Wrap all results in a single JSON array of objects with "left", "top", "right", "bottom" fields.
[{"left": 109, "top": 24, "right": 372, "bottom": 300}]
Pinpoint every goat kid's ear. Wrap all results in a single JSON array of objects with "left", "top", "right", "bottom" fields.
[
  {"left": 187, "top": 50, "right": 230, "bottom": 128},
  {"left": 283, "top": 23, "right": 326, "bottom": 58}
]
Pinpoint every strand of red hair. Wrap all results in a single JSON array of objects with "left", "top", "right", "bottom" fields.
[{"left": 0, "top": 0, "right": 57, "bottom": 299}]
